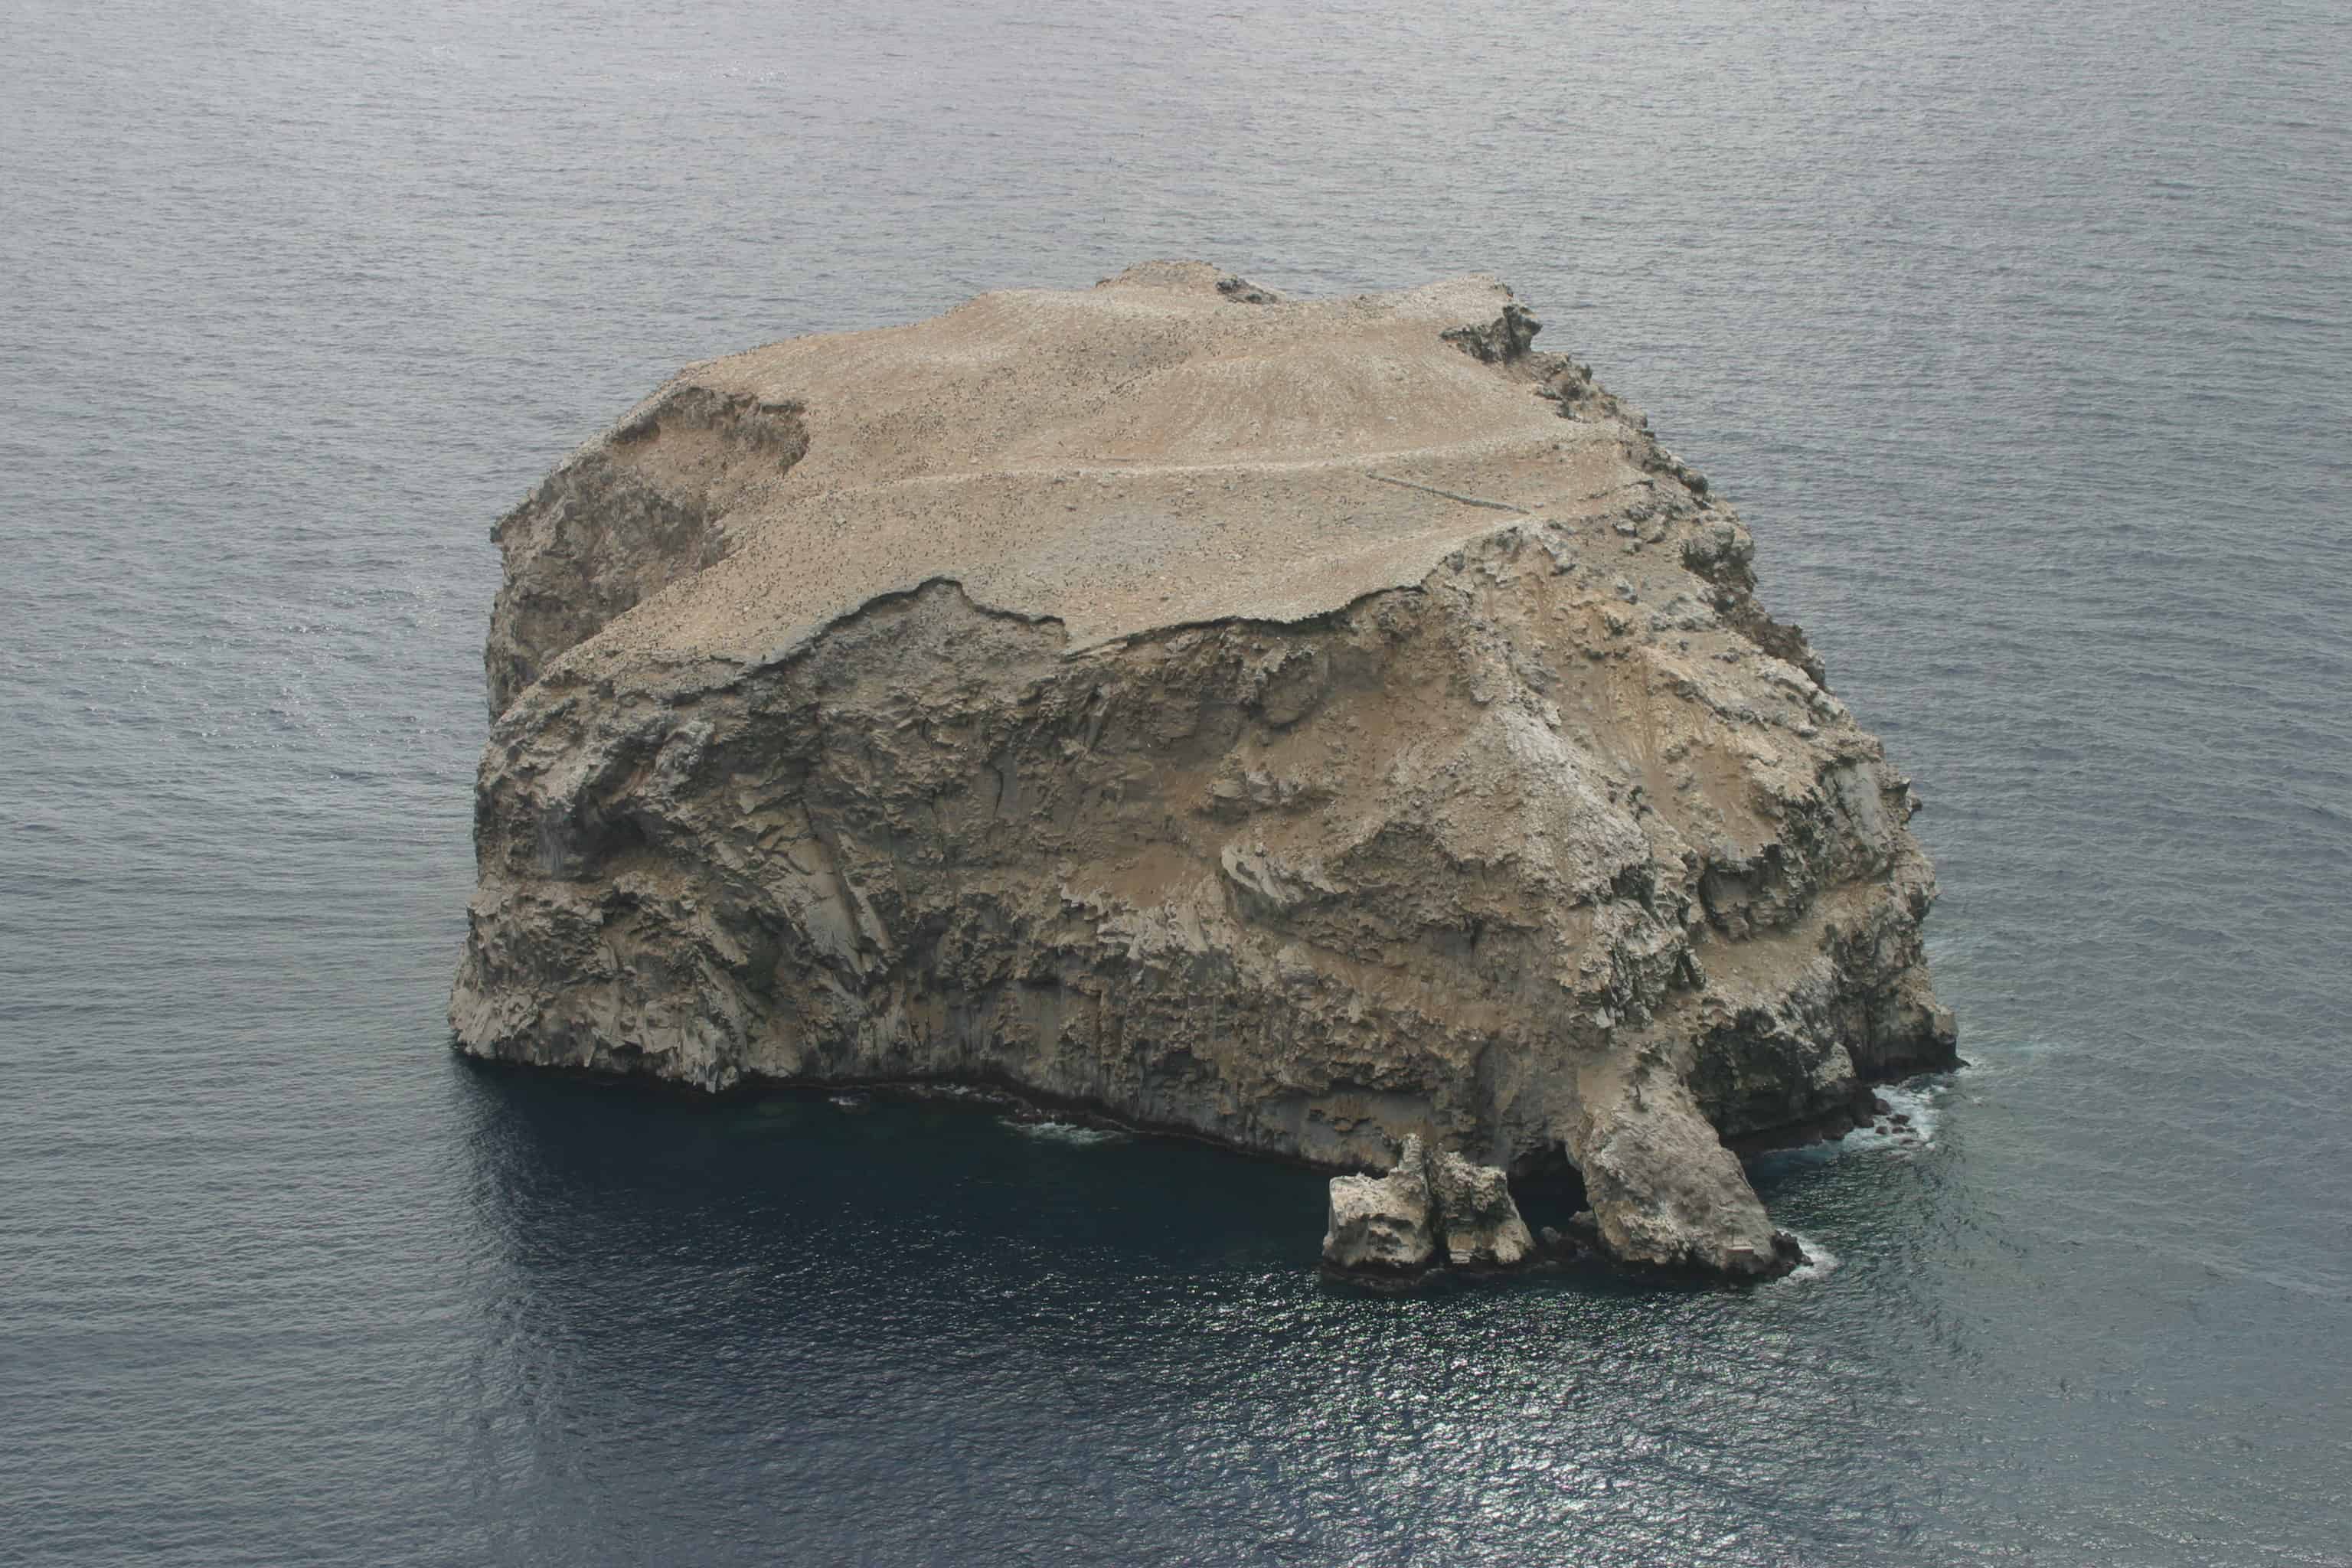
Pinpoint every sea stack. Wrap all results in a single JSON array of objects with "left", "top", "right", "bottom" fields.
[
  {"left": 451, "top": 261, "right": 1955, "bottom": 1278},
  {"left": 1320, "top": 1140, "right": 1540, "bottom": 1277}
]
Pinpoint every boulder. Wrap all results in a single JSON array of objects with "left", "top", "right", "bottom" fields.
[
  {"left": 1432, "top": 1151, "right": 1536, "bottom": 1267},
  {"left": 1320, "top": 1135, "right": 1439, "bottom": 1272}
]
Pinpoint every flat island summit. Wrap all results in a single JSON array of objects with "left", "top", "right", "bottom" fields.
[{"left": 452, "top": 261, "right": 1955, "bottom": 1279}]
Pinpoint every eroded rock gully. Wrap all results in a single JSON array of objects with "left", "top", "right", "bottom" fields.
[{"left": 451, "top": 261, "right": 1955, "bottom": 1279}]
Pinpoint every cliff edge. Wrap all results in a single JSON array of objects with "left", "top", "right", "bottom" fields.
[{"left": 451, "top": 262, "right": 1955, "bottom": 1277}]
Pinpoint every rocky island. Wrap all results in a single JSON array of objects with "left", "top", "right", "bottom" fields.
[{"left": 451, "top": 262, "right": 1955, "bottom": 1279}]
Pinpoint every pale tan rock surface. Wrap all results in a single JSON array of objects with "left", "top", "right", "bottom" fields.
[
  {"left": 1431, "top": 1149, "right": 1537, "bottom": 1269},
  {"left": 452, "top": 262, "right": 1955, "bottom": 1278},
  {"left": 1318, "top": 1141, "right": 1536, "bottom": 1276},
  {"left": 1321, "top": 1135, "right": 1441, "bottom": 1273}
]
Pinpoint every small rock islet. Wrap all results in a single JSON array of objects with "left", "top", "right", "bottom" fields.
[{"left": 452, "top": 262, "right": 1956, "bottom": 1279}]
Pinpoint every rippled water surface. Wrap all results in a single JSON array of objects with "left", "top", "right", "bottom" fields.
[{"left": 4, "top": 1, "right": 2348, "bottom": 1563}]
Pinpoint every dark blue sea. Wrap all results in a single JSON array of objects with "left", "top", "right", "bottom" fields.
[{"left": 5, "top": 1, "right": 2347, "bottom": 1563}]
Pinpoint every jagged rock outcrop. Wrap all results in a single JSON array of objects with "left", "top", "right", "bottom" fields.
[
  {"left": 1322, "top": 1136, "right": 1441, "bottom": 1272},
  {"left": 1431, "top": 1150, "right": 1537, "bottom": 1268},
  {"left": 452, "top": 260, "right": 1955, "bottom": 1279},
  {"left": 1318, "top": 1138, "right": 1537, "bottom": 1275}
]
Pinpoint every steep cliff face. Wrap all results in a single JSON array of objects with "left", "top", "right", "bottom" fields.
[{"left": 452, "top": 262, "right": 1954, "bottom": 1276}]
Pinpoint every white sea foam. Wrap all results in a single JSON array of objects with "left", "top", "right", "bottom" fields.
[
  {"left": 1004, "top": 1119, "right": 1131, "bottom": 1146},
  {"left": 1779, "top": 1233, "right": 1841, "bottom": 1282},
  {"left": 1839, "top": 1076, "right": 1948, "bottom": 1154}
]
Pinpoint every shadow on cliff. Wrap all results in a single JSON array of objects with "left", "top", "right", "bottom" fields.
[
  {"left": 447, "top": 1054, "right": 1677, "bottom": 1312},
  {"left": 452, "top": 1051, "right": 1947, "bottom": 1305},
  {"left": 452, "top": 1055, "right": 1340, "bottom": 1286}
]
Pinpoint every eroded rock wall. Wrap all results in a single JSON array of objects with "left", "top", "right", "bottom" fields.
[
  {"left": 455, "top": 509, "right": 1951, "bottom": 1272},
  {"left": 452, "top": 264, "right": 1954, "bottom": 1276}
]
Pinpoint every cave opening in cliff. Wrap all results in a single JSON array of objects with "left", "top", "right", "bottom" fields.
[{"left": 1506, "top": 1143, "right": 1590, "bottom": 1230}]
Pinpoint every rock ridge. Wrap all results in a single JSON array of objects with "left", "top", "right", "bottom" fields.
[{"left": 452, "top": 260, "right": 1955, "bottom": 1277}]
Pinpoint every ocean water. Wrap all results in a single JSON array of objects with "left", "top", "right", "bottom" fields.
[{"left": 3, "top": 0, "right": 2347, "bottom": 1562}]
